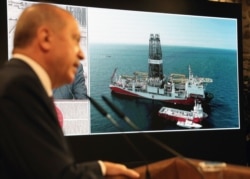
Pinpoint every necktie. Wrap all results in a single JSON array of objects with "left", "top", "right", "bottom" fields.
[
  {"left": 54, "top": 104, "right": 64, "bottom": 128},
  {"left": 50, "top": 97, "right": 64, "bottom": 128}
]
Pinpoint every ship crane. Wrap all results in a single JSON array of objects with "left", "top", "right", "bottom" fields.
[{"left": 188, "top": 65, "right": 213, "bottom": 84}]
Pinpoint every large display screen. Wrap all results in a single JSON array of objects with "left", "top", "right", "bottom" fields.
[
  {"left": 7, "top": 0, "right": 240, "bottom": 136},
  {"left": 4, "top": 0, "right": 247, "bottom": 166}
]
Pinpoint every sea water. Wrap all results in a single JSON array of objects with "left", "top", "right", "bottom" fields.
[{"left": 89, "top": 44, "right": 239, "bottom": 134}]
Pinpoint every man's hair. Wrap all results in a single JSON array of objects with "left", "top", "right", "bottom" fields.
[{"left": 13, "top": 3, "right": 69, "bottom": 48}]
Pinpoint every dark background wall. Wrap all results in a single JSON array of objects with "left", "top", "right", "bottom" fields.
[
  {"left": 242, "top": 0, "right": 250, "bottom": 166},
  {"left": 0, "top": 0, "right": 8, "bottom": 66}
]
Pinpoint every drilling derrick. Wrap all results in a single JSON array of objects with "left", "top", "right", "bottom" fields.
[{"left": 148, "top": 34, "right": 163, "bottom": 79}]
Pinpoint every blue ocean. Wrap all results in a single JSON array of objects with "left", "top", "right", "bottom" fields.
[{"left": 89, "top": 44, "right": 240, "bottom": 133}]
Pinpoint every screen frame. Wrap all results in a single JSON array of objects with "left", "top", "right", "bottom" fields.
[{"left": 1, "top": 0, "right": 246, "bottom": 166}]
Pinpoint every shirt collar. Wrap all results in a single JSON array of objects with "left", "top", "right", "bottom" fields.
[{"left": 12, "top": 54, "right": 53, "bottom": 97}]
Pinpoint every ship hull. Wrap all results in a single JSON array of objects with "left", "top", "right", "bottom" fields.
[{"left": 110, "top": 84, "right": 202, "bottom": 105}]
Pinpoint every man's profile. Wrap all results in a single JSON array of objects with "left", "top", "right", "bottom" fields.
[{"left": 0, "top": 3, "right": 139, "bottom": 178}]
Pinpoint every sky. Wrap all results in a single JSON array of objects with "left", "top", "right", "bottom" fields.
[
  {"left": 88, "top": 7, "right": 237, "bottom": 50},
  {"left": 7, "top": 0, "right": 238, "bottom": 51}
]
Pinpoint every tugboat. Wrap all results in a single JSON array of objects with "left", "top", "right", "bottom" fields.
[
  {"left": 109, "top": 34, "right": 213, "bottom": 105},
  {"left": 158, "top": 100, "right": 208, "bottom": 128}
]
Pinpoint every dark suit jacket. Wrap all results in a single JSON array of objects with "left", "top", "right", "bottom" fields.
[
  {"left": 53, "top": 63, "right": 87, "bottom": 99},
  {"left": 0, "top": 59, "right": 103, "bottom": 179}
]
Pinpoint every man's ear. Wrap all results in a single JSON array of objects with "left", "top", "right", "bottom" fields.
[{"left": 37, "top": 26, "right": 52, "bottom": 51}]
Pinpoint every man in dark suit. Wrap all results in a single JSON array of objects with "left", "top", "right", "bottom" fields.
[
  {"left": 0, "top": 3, "right": 139, "bottom": 179},
  {"left": 53, "top": 63, "right": 87, "bottom": 99}
]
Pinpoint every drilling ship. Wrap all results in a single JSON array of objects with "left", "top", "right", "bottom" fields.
[{"left": 109, "top": 34, "right": 213, "bottom": 105}]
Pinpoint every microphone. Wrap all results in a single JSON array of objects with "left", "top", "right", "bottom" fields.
[
  {"left": 101, "top": 95, "right": 205, "bottom": 179},
  {"left": 102, "top": 96, "right": 140, "bottom": 131},
  {"left": 85, "top": 94, "right": 151, "bottom": 179},
  {"left": 85, "top": 95, "right": 122, "bottom": 130}
]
